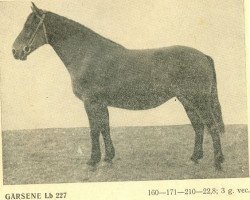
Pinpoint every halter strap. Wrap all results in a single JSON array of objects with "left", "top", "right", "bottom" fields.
[{"left": 27, "top": 13, "right": 48, "bottom": 47}]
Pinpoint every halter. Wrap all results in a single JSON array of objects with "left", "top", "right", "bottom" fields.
[{"left": 24, "top": 12, "right": 48, "bottom": 52}]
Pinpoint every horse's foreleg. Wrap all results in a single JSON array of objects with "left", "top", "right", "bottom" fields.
[
  {"left": 84, "top": 100, "right": 115, "bottom": 166},
  {"left": 99, "top": 107, "right": 115, "bottom": 163},
  {"left": 84, "top": 101, "right": 103, "bottom": 166}
]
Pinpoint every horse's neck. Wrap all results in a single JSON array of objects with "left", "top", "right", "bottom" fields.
[
  {"left": 46, "top": 13, "right": 94, "bottom": 69},
  {"left": 45, "top": 12, "right": 122, "bottom": 74}
]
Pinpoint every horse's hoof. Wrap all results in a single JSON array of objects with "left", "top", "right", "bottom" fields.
[
  {"left": 105, "top": 148, "right": 115, "bottom": 161},
  {"left": 214, "top": 154, "right": 224, "bottom": 170},
  {"left": 214, "top": 162, "right": 223, "bottom": 171},
  {"left": 218, "top": 155, "right": 225, "bottom": 163},
  {"left": 190, "top": 157, "right": 199, "bottom": 164},
  {"left": 190, "top": 152, "right": 203, "bottom": 163},
  {"left": 86, "top": 159, "right": 100, "bottom": 167},
  {"left": 104, "top": 157, "right": 113, "bottom": 163},
  {"left": 101, "top": 161, "right": 113, "bottom": 168},
  {"left": 87, "top": 165, "right": 97, "bottom": 172}
]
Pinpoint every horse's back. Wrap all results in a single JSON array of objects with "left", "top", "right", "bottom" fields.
[{"left": 112, "top": 45, "right": 213, "bottom": 89}]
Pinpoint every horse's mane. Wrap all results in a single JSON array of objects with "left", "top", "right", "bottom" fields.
[{"left": 47, "top": 11, "right": 124, "bottom": 48}]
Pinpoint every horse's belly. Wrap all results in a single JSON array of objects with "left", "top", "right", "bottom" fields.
[{"left": 107, "top": 88, "right": 174, "bottom": 110}]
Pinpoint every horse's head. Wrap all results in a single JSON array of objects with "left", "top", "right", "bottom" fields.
[{"left": 12, "top": 2, "right": 48, "bottom": 60}]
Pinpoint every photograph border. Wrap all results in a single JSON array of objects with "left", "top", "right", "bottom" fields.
[{"left": 0, "top": 0, "right": 250, "bottom": 199}]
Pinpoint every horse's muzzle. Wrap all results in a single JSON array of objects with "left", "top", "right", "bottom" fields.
[{"left": 12, "top": 48, "right": 27, "bottom": 60}]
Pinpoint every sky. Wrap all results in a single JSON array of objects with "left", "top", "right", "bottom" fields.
[{"left": 0, "top": 0, "right": 247, "bottom": 130}]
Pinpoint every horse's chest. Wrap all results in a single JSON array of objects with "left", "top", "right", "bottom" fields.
[
  {"left": 71, "top": 78, "right": 105, "bottom": 101},
  {"left": 71, "top": 79, "right": 89, "bottom": 101}
]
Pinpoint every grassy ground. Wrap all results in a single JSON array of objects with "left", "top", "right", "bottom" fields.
[{"left": 2, "top": 125, "right": 249, "bottom": 185}]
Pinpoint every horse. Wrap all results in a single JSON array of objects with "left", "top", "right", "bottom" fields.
[{"left": 12, "top": 3, "right": 225, "bottom": 170}]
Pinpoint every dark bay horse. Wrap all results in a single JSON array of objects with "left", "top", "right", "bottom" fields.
[{"left": 12, "top": 3, "right": 224, "bottom": 170}]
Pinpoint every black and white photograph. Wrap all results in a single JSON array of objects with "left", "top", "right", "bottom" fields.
[{"left": 0, "top": 0, "right": 248, "bottom": 187}]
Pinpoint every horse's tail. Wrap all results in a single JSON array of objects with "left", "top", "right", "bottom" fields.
[{"left": 206, "top": 55, "right": 225, "bottom": 134}]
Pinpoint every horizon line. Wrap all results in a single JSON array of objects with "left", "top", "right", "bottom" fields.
[{"left": 2, "top": 123, "right": 248, "bottom": 132}]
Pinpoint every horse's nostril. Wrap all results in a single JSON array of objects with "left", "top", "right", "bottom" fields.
[
  {"left": 12, "top": 49, "right": 16, "bottom": 55},
  {"left": 23, "top": 46, "right": 30, "bottom": 53}
]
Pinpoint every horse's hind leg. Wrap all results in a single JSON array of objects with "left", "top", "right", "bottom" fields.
[
  {"left": 178, "top": 95, "right": 224, "bottom": 170},
  {"left": 204, "top": 122, "right": 224, "bottom": 170},
  {"left": 181, "top": 102, "right": 205, "bottom": 163}
]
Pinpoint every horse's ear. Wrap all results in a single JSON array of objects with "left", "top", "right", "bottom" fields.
[{"left": 31, "top": 2, "right": 43, "bottom": 16}]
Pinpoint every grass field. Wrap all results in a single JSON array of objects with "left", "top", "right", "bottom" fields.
[{"left": 2, "top": 125, "right": 249, "bottom": 185}]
